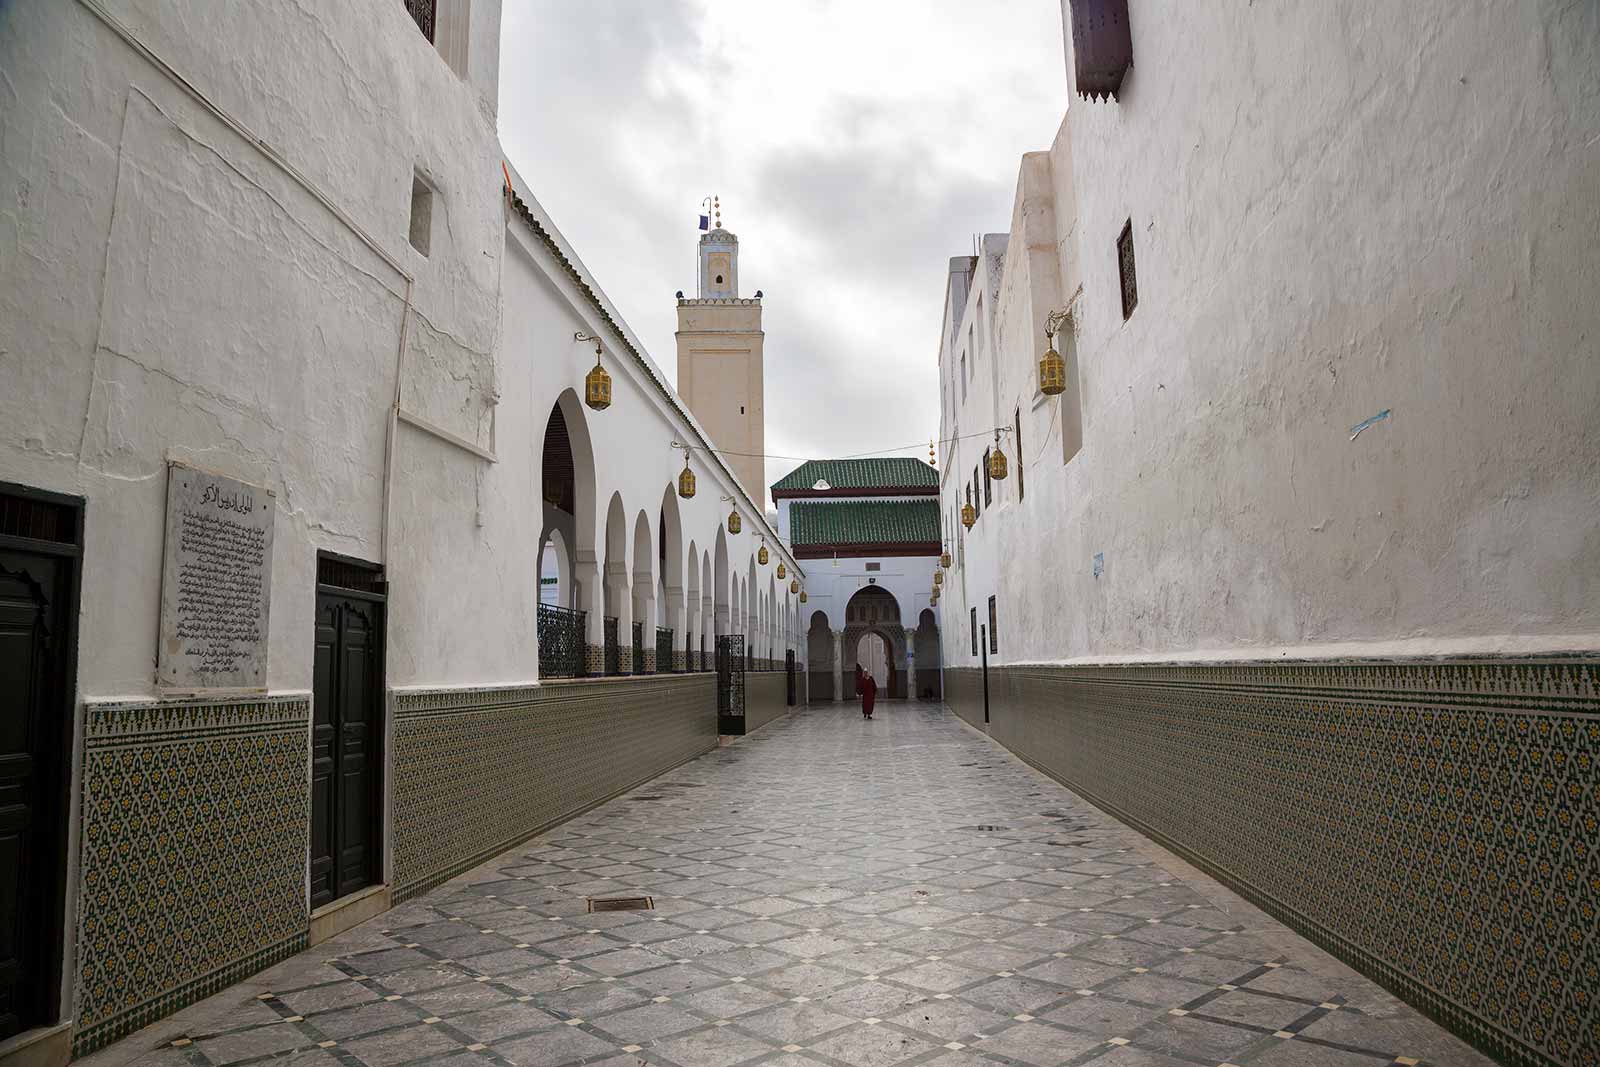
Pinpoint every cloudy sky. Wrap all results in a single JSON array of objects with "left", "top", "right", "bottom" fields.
[{"left": 498, "top": 1, "right": 1067, "bottom": 501}]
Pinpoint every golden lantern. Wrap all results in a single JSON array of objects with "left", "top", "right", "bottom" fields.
[
  {"left": 677, "top": 453, "right": 696, "bottom": 498},
  {"left": 940, "top": 550, "right": 952, "bottom": 569},
  {"left": 581, "top": 335, "right": 612, "bottom": 410},
  {"left": 758, "top": 541, "right": 769, "bottom": 566},
  {"left": 728, "top": 509, "right": 742, "bottom": 535},
  {"left": 790, "top": 578, "right": 799, "bottom": 594},
  {"left": 989, "top": 430, "right": 1008, "bottom": 480},
  {"left": 1039, "top": 324, "right": 1067, "bottom": 397},
  {"left": 799, "top": 590, "right": 808, "bottom": 603},
  {"left": 934, "top": 569, "right": 943, "bottom": 586},
  {"left": 961, "top": 486, "right": 976, "bottom": 529},
  {"left": 776, "top": 562, "right": 786, "bottom": 579}
]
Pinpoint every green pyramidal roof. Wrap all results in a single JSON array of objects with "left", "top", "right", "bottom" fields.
[
  {"left": 772, "top": 457, "right": 938, "bottom": 495},
  {"left": 789, "top": 499, "right": 940, "bottom": 548}
]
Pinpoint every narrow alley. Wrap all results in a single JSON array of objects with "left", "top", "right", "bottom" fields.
[{"left": 84, "top": 704, "right": 1489, "bottom": 1067}]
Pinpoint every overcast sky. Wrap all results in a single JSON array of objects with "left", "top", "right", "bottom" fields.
[{"left": 498, "top": 1, "right": 1067, "bottom": 503}]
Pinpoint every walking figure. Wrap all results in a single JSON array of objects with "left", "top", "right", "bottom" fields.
[{"left": 861, "top": 669, "right": 877, "bottom": 720}]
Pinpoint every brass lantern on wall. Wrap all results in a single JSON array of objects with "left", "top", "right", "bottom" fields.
[
  {"left": 580, "top": 333, "right": 612, "bottom": 410},
  {"left": 799, "top": 590, "right": 808, "bottom": 603},
  {"left": 1039, "top": 312, "right": 1067, "bottom": 397},
  {"left": 934, "top": 569, "right": 943, "bottom": 586},
  {"left": 790, "top": 578, "right": 799, "bottom": 594},
  {"left": 677, "top": 452, "right": 696, "bottom": 498},
  {"left": 988, "top": 429, "right": 1008, "bottom": 480},
  {"left": 961, "top": 487, "right": 976, "bottom": 530},
  {"left": 728, "top": 508, "right": 742, "bottom": 535},
  {"left": 776, "top": 562, "right": 786, "bottom": 579},
  {"left": 940, "top": 549, "right": 952, "bottom": 569},
  {"left": 758, "top": 540, "right": 769, "bottom": 566}
]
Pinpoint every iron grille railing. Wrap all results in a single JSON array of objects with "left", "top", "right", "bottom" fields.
[
  {"left": 657, "top": 627, "right": 675, "bottom": 674},
  {"left": 538, "top": 602, "right": 586, "bottom": 679},
  {"left": 603, "top": 616, "right": 620, "bottom": 676},
  {"left": 717, "top": 634, "right": 746, "bottom": 721},
  {"left": 404, "top": 0, "right": 435, "bottom": 43},
  {"left": 632, "top": 621, "right": 645, "bottom": 675}
]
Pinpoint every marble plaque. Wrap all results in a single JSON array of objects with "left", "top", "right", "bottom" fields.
[{"left": 157, "top": 463, "right": 275, "bottom": 690}]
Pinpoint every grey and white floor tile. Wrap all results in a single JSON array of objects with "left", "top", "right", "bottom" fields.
[{"left": 81, "top": 702, "right": 1495, "bottom": 1067}]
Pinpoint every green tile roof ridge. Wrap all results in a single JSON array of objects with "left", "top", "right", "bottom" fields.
[{"left": 772, "top": 457, "right": 939, "bottom": 492}]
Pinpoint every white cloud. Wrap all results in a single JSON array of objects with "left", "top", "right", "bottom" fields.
[{"left": 498, "top": 0, "right": 1066, "bottom": 496}]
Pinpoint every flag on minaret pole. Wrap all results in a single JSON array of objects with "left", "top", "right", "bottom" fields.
[{"left": 698, "top": 195, "right": 712, "bottom": 231}]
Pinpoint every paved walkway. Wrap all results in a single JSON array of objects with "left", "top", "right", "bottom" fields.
[{"left": 87, "top": 703, "right": 1493, "bottom": 1067}]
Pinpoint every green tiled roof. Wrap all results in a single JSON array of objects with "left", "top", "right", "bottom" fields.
[
  {"left": 772, "top": 457, "right": 938, "bottom": 493},
  {"left": 789, "top": 499, "right": 940, "bottom": 547}
]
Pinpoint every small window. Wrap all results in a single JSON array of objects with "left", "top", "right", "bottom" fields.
[
  {"left": 409, "top": 174, "right": 434, "bottom": 256},
  {"left": 972, "top": 467, "right": 980, "bottom": 518},
  {"left": 1015, "top": 407, "right": 1025, "bottom": 501},
  {"left": 988, "top": 596, "right": 998, "bottom": 654},
  {"left": 739, "top": 405, "right": 745, "bottom": 415},
  {"left": 1118, "top": 218, "right": 1137, "bottom": 320},
  {"left": 970, "top": 608, "right": 979, "bottom": 656},
  {"left": 982, "top": 450, "right": 992, "bottom": 507},
  {"left": 864, "top": 562, "right": 880, "bottom": 572}
]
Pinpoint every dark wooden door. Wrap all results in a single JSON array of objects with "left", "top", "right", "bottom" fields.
[
  {"left": 0, "top": 547, "right": 69, "bottom": 1039},
  {"left": 311, "top": 589, "right": 383, "bottom": 909}
]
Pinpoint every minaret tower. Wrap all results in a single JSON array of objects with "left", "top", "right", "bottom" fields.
[{"left": 675, "top": 198, "right": 766, "bottom": 505}]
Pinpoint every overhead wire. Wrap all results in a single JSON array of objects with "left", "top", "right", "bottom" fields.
[{"left": 680, "top": 426, "right": 1012, "bottom": 465}]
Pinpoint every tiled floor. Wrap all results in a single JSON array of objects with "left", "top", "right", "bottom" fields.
[{"left": 83, "top": 702, "right": 1496, "bottom": 1067}]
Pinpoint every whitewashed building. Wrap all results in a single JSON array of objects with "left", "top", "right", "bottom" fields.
[
  {"left": 934, "top": 4, "right": 1599, "bottom": 1066},
  {"left": 0, "top": 2, "right": 805, "bottom": 1061},
  {"left": 770, "top": 459, "right": 943, "bottom": 703}
]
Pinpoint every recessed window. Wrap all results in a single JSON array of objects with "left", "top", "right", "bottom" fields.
[
  {"left": 864, "top": 562, "right": 880, "bottom": 572},
  {"left": 1117, "top": 218, "right": 1137, "bottom": 320},
  {"left": 983, "top": 450, "right": 992, "bottom": 507},
  {"left": 715, "top": 274, "right": 724, "bottom": 285},
  {"left": 739, "top": 405, "right": 745, "bottom": 415},
  {"left": 970, "top": 608, "right": 979, "bottom": 656},
  {"left": 409, "top": 174, "right": 434, "bottom": 256},
  {"left": 1015, "top": 407, "right": 1025, "bottom": 501},
  {"left": 987, "top": 596, "right": 998, "bottom": 654}
]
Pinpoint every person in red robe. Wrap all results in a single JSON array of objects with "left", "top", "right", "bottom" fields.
[{"left": 861, "top": 671, "right": 877, "bottom": 719}]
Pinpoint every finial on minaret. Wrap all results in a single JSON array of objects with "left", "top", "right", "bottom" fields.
[{"left": 714, "top": 195, "right": 721, "bottom": 229}]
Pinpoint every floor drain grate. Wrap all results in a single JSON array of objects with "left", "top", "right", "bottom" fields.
[
  {"left": 960, "top": 825, "right": 1009, "bottom": 832},
  {"left": 588, "top": 896, "right": 655, "bottom": 913}
]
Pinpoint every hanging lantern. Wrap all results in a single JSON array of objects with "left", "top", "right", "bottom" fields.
[
  {"left": 941, "top": 550, "right": 952, "bottom": 569},
  {"left": 542, "top": 473, "right": 564, "bottom": 506},
  {"left": 758, "top": 541, "right": 769, "bottom": 566},
  {"left": 961, "top": 486, "right": 976, "bottom": 529},
  {"left": 989, "top": 430, "right": 1008, "bottom": 480},
  {"left": 776, "top": 562, "right": 786, "bottom": 579},
  {"left": 790, "top": 578, "right": 799, "bottom": 594},
  {"left": 728, "top": 509, "right": 742, "bottom": 535},
  {"left": 1039, "top": 336, "right": 1066, "bottom": 397},
  {"left": 583, "top": 339, "right": 612, "bottom": 410},
  {"left": 934, "top": 569, "right": 944, "bottom": 586},
  {"left": 677, "top": 453, "right": 696, "bottom": 498},
  {"left": 799, "top": 590, "right": 808, "bottom": 603},
  {"left": 931, "top": 592, "right": 939, "bottom": 606}
]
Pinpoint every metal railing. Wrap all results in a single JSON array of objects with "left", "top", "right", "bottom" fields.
[
  {"left": 632, "top": 621, "right": 645, "bottom": 675},
  {"left": 657, "top": 627, "right": 676, "bottom": 673},
  {"left": 603, "top": 616, "right": 620, "bottom": 676},
  {"left": 537, "top": 602, "right": 587, "bottom": 679},
  {"left": 403, "top": 0, "right": 435, "bottom": 42}
]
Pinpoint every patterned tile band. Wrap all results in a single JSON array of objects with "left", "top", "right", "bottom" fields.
[
  {"left": 74, "top": 694, "right": 311, "bottom": 1057},
  {"left": 944, "top": 659, "right": 1599, "bottom": 1067},
  {"left": 391, "top": 675, "right": 718, "bottom": 902}
]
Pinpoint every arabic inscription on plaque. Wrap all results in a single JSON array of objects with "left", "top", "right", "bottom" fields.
[{"left": 158, "top": 463, "right": 275, "bottom": 690}]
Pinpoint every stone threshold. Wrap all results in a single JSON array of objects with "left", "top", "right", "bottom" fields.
[
  {"left": 309, "top": 884, "right": 391, "bottom": 947},
  {"left": 0, "top": 1021, "right": 71, "bottom": 1067}
]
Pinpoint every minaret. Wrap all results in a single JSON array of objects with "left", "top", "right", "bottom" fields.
[{"left": 676, "top": 198, "right": 766, "bottom": 505}]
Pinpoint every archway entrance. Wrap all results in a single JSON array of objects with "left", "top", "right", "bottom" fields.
[
  {"left": 855, "top": 631, "right": 891, "bottom": 690},
  {"left": 843, "top": 585, "right": 905, "bottom": 699}
]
